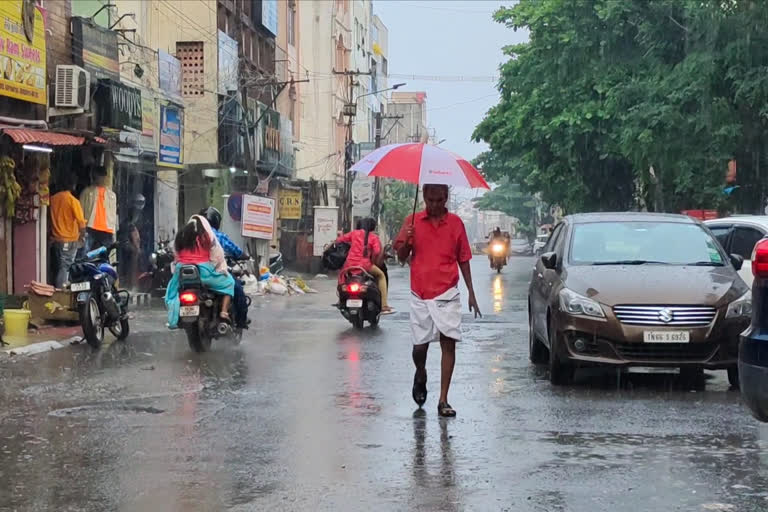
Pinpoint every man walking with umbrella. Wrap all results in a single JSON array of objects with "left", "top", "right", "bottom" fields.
[
  {"left": 394, "top": 184, "right": 481, "bottom": 417},
  {"left": 349, "top": 141, "right": 490, "bottom": 416}
]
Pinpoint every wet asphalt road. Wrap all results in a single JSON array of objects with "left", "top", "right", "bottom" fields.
[{"left": 1, "top": 257, "right": 768, "bottom": 511}]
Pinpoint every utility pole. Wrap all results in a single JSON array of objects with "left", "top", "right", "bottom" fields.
[
  {"left": 333, "top": 69, "right": 371, "bottom": 231},
  {"left": 371, "top": 111, "right": 403, "bottom": 221}
]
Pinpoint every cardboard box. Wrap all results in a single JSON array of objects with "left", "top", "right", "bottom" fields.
[{"left": 27, "top": 291, "right": 78, "bottom": 323}]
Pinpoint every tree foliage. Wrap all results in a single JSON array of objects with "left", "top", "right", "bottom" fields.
[
  {"left": 379, "top": 180, "right": 417, "bottom": 240},
  {"left": 474, "top": 0, "right": 768, "bottom": 214}
]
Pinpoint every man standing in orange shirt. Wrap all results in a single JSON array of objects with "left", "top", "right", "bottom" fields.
[
  {"left": 50, "top": 174, "right": 86, "bottom": 288},
  {"left": 79, "top": 166, "right": 117, "bottom": 252}
]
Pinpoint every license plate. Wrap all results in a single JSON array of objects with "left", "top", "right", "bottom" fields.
[
  {"left": 179, "top": 306, "right": 200, "bottom": 317},
  {"left": 346, "top": 299, "right": 363, "bottom": 308},
  {"left": 71, "top": 281, "right": 90, "bottom": 292},
  {"left": 644, "top": 331, "right": 690, "bottom": 343}
]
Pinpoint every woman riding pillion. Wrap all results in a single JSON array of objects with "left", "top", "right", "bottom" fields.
[
  {"left": 335, "top": 218, "right": 394, "bottom": 314},
  {"left": 165, "top": 215, "right": 235, "bottom": 329}
]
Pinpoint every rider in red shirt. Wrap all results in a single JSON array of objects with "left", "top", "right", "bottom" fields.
[{"left": 336, "top": 218, "right": 393, "bottom": 313}]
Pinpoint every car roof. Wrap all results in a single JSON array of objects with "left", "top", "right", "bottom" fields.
[
  {"left": 704, "top": 215, "right": 768, "bottom": 230},
  {"left": 565, "top": 212, "right": 698, "bottom": 224}
]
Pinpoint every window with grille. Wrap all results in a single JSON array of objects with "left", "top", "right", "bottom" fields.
[{"left": 177, "top": 41, "right": 204, "bottom": 97}]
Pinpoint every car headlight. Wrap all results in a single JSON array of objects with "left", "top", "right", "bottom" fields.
[
  {"left": 726, "top": 291, "right": 752, "bottom": 319},
  {"left": 559, "top": 288, "right": 606, "bottom": 318}
]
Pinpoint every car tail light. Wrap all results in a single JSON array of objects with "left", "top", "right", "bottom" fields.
[
  {"left": 180, "top": 291, "right": 198, "bottom": 305},
  {"left": 752, "top": 239, "right": 768, "bottom": 277}
]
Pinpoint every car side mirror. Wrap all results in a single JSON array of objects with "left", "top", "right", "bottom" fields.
[
  {"left": 730, "top": 254, "right": 744, "bottom": 271},
  {"left": 541, "top": 251, "right": 557, "bottom": 270}
]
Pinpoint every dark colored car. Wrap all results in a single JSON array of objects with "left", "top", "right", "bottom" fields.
[
  {"left": 528, "top": 213, "right": 751, "bottom": 386},
  {"left": 739, "top": 238, "right": 768, "bottom": 421}
]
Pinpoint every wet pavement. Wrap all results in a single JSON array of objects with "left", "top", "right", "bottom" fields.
[{"left": 1, "top": 257, "right": 767, "bottom": 511}]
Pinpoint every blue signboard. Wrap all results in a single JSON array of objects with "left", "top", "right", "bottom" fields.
[{"left": 158, "top": 104, "right": 183, "bottom": 167}]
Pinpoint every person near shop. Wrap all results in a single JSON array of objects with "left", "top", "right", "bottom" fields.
[
  {"left": 394, "top": 184, "right": 481, "bottom": 418},
  {"left": 80, "top": 166, "right": 116, "bottom": 251},
  {"left": 200, "top": 207, "right": 250, "bottom": 329},
  {"left": 50, "top": 174, "right": 86, "bottom": 288}
]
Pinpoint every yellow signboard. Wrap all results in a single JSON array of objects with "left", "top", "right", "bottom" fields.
[
  {"left": 0, "top": 1, "right": 46, "bottom": 105},
  {"left": 278, "top": 188, "right": 302, "bottom": 220}
]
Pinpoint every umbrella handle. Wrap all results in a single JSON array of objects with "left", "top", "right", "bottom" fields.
[{"left": 411, "top": 184, "right": 419, "bottom": 225}]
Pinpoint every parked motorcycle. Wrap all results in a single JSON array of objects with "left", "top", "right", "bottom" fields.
[
  {"left": 337, "top": 266, "right": 382, "bottom": 329},
  {"left": 176, "top": 259, "right": 250, "bottom": 352},
  {"left": 268, "top": 247, "right": 284, "bottom": 275},
  {"left": 69, "top": 244, "right": 130, "bottom": 349},
  {"left": 489, "top": 240, "right": 508, "bottom": 273},
  {"left": 138, "top": 238, "right": 173, "bottom": 296}
]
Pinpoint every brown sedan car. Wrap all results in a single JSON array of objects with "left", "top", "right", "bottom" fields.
[{"left": 528, "top": 213, "right": 751, "bottom": 387}]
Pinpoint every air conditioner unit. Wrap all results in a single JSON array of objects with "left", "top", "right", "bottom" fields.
[{"left": 55, "top": 65, "right": 90, "bottom": 109}]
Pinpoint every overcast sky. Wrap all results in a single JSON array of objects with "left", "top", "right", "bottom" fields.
[{"left": 374, "top": 0, "right": 527, "bottom": 165}]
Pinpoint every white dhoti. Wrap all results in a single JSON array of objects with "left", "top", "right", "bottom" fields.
[{"left": 410, "top": 287, "right": 462, "bottom": 345}]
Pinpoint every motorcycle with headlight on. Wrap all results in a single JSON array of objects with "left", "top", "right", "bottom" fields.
[
  {"left": 68, "top": 244, "right": 130, "bottom": 349},
  {"left": 489, "top": 240, "right": 508, "bottom": 273}
]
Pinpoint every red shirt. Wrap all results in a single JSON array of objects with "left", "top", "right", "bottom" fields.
[
  {"left": 394, "top": 210, "right": 472, "bottom": 300},
  {"left": 337, "top": 229, "right": 382, "bottom": 273}
]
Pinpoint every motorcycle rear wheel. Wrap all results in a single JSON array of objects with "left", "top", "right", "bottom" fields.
[
  {"left": 109, "top": 317, "right": 130, "bottom": 341},
  {"left": 351, "top": 312, "right": 364, "bottom": 329},
  {"left": 185, "top": 323, "right": 212, "bottom": 352}
]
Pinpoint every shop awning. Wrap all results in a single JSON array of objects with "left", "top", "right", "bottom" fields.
[{"left": 2, "top": 128, "right": 86, "bottom": 146}]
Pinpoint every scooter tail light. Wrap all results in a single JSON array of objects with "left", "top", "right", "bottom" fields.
[
  {"left": 347, "top": 283, "right": 361, "bottom": 293},
  {"left": 753, "top": 239, "right": 768, "bottom": 278},
  {"left": 180, "top": 291, "right": 198, "bottom": 305}
]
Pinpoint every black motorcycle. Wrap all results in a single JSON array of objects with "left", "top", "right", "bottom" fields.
[
  {"left": 69, "top": 245, "right": 130, "bottom": 348},
  {"left": 337, "top": 266, "right": 382, "bottom": 329},
  {"left": 176, "top": 259, "right": 251, "bottom": 352},
  {"left": 138, "top": 238, "right": 173, "bottom": 297},
  {"left": 488, "top": 239, "right": 508, "bottom": 273}
]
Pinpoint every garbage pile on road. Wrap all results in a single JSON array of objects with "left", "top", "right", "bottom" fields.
[{"left": 242, "top": 267, "right": 318, "bottom": 297}]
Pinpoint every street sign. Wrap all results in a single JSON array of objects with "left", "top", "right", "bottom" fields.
[
  {"left": 241, "top": 194, "right": 275, "bottom": 240},
  {"left": 313, "top": 206, "right": 339, "bottom": 256}
]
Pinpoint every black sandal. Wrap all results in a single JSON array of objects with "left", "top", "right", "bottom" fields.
[
  {"left": 412, "top": 370, "right": 427, "bottom": 407},
  {"left": 437, "top": 402, "right": 456, "bottom": 418}
]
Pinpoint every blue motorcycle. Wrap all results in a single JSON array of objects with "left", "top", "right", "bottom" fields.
[{"left": 69, "top": 244, "right": 130, "bottom": 348}]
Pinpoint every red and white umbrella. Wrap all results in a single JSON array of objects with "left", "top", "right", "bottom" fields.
[{"left": 350, "top": 143, "right": 490, "bottom": 189}]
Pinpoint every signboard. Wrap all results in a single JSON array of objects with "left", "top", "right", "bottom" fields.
[
  {"left": 351, "top": 176, "right": 374, "bottom": 218},
  {"left": 261, "top": 0, "right": 278, "bottom": 36},
  {"left": 218, "top": 30, "right": 238, "bottom": 94},
  {"left": 71, "top": 17, "right": 119, "bottom": 81},
  {"left": 141, "top": 92, "right": 156, "bottom": 138},
  {"left": 0, "top": 0, "right": 46, "bottom": 104},
  {"left": 158, "top": 104, "right": 183, "bottom": 167},
  {"left": 278, "top": 188, "right": 302, "bottom": 220},
  {"left": 313, "top": 207, "right": 339, "bottom": 257},
  {"left": 242, "top": 194, "right": 275, "bottom": 240},
  {"left": 158, "top": 50, "right": 181, "bottom": 98},
  {"left": 259, "top": 104, "right": 280, "bottom": 167},
  {"left": 96, "top": 79, "right": 142, "bottom": 131},
  {"left": 280, "top": 118, "right": 294, "bottom": 173}
]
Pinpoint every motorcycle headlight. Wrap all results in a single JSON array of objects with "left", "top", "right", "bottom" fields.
[
  {"left": 492, "top": 243, "right": 504, "bottom": 254},
  {"left": 726, "top": 290, "right": 752, "bottom": 319},
  {"left": 150, "top": 253, "right": 157, "bottom": 265},
  {"left": 559, "top": 288, "right": 605, "bottom": 319}
]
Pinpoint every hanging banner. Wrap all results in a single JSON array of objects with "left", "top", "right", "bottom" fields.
[
  {"left": 278, "top": 188, "right": 302, "bottom": 220},
  {"left": 313, "top": 206, "right": 339, "bottom": 257},
  {"left": 0, "top": 0, "right": 46, "bottom": 104},
  {"left": 158, "top": 104, "right": 183, "bottom": 167},
  {"left": 158, "top": 50, "right": 181, "bottom": 99},
  {"left": 218, "top": 31, "right": 238, "bottom": 94},
  {"left": 71, "top": 16, "right": 119, "bottom": 81},
  {"left": 242, "top": 194, "right": 275, "bottom": 240}
]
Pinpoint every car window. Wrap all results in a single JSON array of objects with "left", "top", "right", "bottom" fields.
[
  {"left": 569, "top": 221, "right": 726, "bottom": 265},
  {"left": 707, "top": 225, "right": 732, "bottom": 249},
  {"left": 543, "top": 224, "right": 563, "bottom": 253},
  {"left": 731, "top": 226, "right": 765, "bottom": 260}
]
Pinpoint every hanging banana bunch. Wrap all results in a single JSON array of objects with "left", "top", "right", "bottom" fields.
[{"left": 0, "top": 156, "right": 21, "bottom": 218}]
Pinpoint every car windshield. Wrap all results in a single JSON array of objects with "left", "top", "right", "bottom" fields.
[{"left": 569, "top": 221, "right": 725, "bottom": 266}]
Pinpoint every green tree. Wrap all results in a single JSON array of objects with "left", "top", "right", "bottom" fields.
[
  {"left": 474, "top": 0, "right": 768, "bottom": 214},
  {"left": 379, "top": 180, "right": 417, "bottom": 240}
]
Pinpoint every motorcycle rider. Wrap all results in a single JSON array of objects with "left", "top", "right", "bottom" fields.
[
  {"left": 488, "top": 227, "right": 508, "bottom": 263},
  {"left": 200, "top": 207, "right": 250, "bottom": 329}
]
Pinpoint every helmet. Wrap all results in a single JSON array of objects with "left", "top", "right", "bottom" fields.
[{"left": 200, "top": 206, "right": 222, "bottom": 230}]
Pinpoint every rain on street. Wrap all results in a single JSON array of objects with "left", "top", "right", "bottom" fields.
[{"left": 1, "top": 257, "right": 767, "bottom": 512}]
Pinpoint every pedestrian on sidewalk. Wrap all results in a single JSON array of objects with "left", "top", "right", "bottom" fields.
[
  {"left": 49, "top": 174, "right": 86, "bottom": 288},
  {"left": 79, "top": 166, "right": 116, "bottom": 251},
  {"left": 394, "top": 184, "right": 481, "bottom": 417}
]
